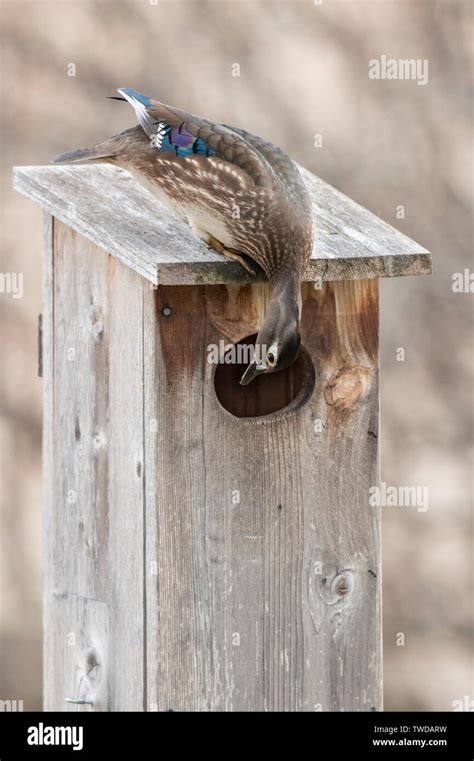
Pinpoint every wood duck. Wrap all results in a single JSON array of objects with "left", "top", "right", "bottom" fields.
[{"left": 52, "top": 88, "right": 314, "bottom": 384}]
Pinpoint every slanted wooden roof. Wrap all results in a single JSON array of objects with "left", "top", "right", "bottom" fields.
[{"left": 13, "top": 163, "right": 431, "bottom": 286}]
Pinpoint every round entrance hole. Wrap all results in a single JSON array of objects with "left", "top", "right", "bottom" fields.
[{"left": 214, "top": 335, "right": 315, "bottom": 419}]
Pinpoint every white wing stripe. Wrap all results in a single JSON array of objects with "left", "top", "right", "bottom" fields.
[{"left": 117, "top": 88, "right": 157, "bottom": 139}]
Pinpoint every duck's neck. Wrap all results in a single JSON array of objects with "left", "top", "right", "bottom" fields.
[{"left": 269, "top": 269, "right": 302, "bottom": 323}]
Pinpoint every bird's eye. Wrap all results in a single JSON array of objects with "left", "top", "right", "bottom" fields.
[{"left": 267, "top": 351, "right": 277, "bottom": 367}]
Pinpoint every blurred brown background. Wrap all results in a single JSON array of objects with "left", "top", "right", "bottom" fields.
[{"left": 0, "top": 0, "right": 472, "bottom": 710}]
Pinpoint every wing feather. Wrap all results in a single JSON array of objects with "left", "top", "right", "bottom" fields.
[{"left": 117, "top": 88, "right": 274, "bottom": 188}]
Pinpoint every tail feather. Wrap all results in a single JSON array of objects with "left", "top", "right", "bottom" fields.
[
  {"left": 51, "top": 126, "right": 146, "bottom": 165},
  {"left": 51, "top": 146, "right": 116, "bottom": 164}
]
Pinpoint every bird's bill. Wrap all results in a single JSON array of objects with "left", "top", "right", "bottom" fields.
[{"left": 239, "top": 361, "right": 265, "bottom": 385}]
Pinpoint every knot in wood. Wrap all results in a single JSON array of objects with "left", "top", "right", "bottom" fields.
[
  {"left": 332, "top": 571, "right": 354, "bottom": 600},
  {"left": 85, "top": 649, "right": 101, "bottom": 687},
  {"left": 89, "top": 305, "right": 104, "bottom": 337},
  {"left": 315, "top": 569, "right": 355, "bottom": 607},
  {"left": 324, "top": 365, "right": 371, "bottom": 415},
  {"left": 92, "top": 431, "right": 105, "bottom": 450}
]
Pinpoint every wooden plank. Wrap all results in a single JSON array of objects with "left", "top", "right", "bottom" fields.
[
  {"left": 107, "top": 257, "right": 146, "bottom": 710},
  {"left": 295, "top": 279, "right": 382, "bottom": 711},
  {"left": 42, "top": 211, "right": 56, "bottom": 710},
  {"left": 14, "top": 164, "right": 430, "bottom": 286},
  {"left": 144, "top": 279, "right": 381, "bottom": 711},
  {"left": 45, "top": 220, "right": 111, "bottom": 710},
  {"left": 144, "top": 284, "right": 213, "bottom": 711},
  {"left": 52, "top": 221, "right": 110, "bottom": 603},
  {"left": 44, "top": 221, "right": 145, "bottom": 710}
]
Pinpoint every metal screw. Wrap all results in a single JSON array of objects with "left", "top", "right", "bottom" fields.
[
  {"left": 161, "top": 306, "right": 172, "bottom": 317},
  {"left": 65, "top": 697, "right": 94, "bottom": 705}
]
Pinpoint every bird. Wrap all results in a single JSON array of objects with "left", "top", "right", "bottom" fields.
[{"left": 52, "top": 88, "right": 314, "bottom": 384}]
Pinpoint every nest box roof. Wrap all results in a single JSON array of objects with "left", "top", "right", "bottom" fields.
[{"left": 13, "top": 163, "right": 431, "bottom": 286}]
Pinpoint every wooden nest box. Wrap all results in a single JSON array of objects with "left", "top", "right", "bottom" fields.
[{"left": 13, "top": 163, "right": 431, "bottom": 712}]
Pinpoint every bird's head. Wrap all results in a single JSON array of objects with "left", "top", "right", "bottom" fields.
[{"left": 240, "top": 280, "right": 301, "bottom": 385}]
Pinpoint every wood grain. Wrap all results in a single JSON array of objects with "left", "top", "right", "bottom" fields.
[
  {"left": 44, "top": 220, "right": 145, "bottom": 710},
  {"left": 14, "top": 163, "right": 431, "bottom": 285},
  {"left": 43, "top": 221, "right": 381, "bottom": 712},
  {"left": 144, "top": 278, "right": 381, "bottom": 711},
  {"left": 107, "top": 257, "right": 146, "bottom": 710},
  {"left": 42, "top": 212, "right": 56, "bottom": 710}
]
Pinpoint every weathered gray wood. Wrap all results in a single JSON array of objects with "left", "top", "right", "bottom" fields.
[
  {"left": 43, "top": 217, "right": 382, "bottom": 712},
  {"left": 52, "top": 221, "right": 109, "bottom": 603},
  {"left": 42, "top": 212, "right": 56, "bottom": 710},
  {"left": 44, "top": 221, "right": 145, "bottom": 710},
  {"left": 144, "top": 285, "right": 213, "bottom": 711},
  {"left": 107, "top": 257, "right": 146, "bottom": 711},
  {"left": 13, "top": 164, "right": 431, "bottom": 286},
  {"left": 144, "top": 279, "right": 381, "bottom": 711}
]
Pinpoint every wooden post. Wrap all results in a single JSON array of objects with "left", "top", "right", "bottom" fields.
[{"left": 14, "top": 164, "right": 430, "bottom": 712}]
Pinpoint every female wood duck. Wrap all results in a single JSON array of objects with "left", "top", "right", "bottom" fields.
[{"left": 52, "top": 88, "right": 314, "bottom": 384}]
